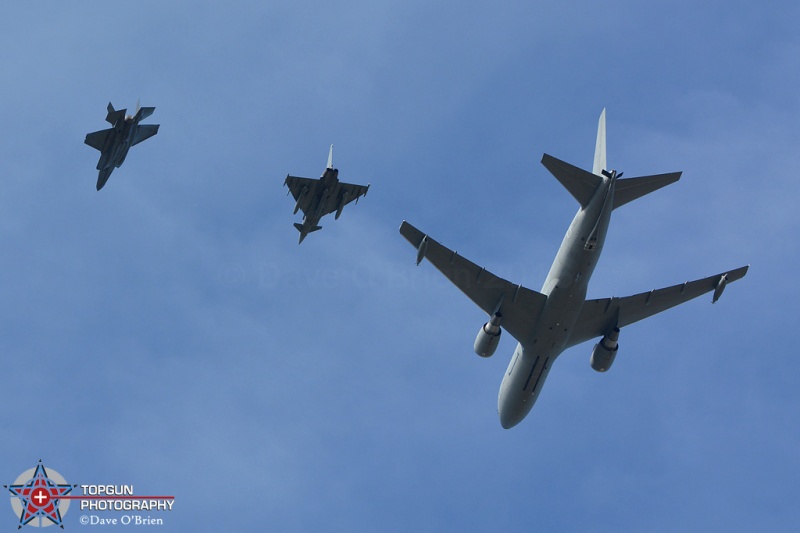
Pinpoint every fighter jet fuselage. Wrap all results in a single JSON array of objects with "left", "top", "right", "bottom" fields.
[
  {"left": 295, "top": 169, "right": 340, "bottom": 243},
  {"left": 96, "top": 117, "right": 137, "bottom": 171}
]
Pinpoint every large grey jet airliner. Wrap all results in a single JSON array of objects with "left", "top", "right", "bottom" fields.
[
  {"left": 400, "top": 110, "right": 748, "bottom": 429},
  {"left": 284, "top": 145, "right": 370, "bottom": 243},
  {"left": 84, "top": 102, "right": 160, "bottom": 190}
]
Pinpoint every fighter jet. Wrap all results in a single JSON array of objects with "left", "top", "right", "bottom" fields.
[
  {"left": 400, "top": 109, "right": 748, "bottom": 429},
  {"left": 84, "top": 102, "right": 160, "bottom": 190},
  {"left": 284, "top": 145, "right": 370, "bottom": 243}
]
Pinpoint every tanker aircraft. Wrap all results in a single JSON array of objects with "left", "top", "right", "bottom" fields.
[
  {"left": 400, "top": 109, "right": 748, "bottom": 429},
  {"left": 284, "top": 145, "right": 369, "bottom": 243},
  {"left": 84, "top": 102, "right": 160, "bottom": 190}
]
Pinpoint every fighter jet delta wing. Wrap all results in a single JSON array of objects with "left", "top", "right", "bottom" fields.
[
  {"left": 566, "top": 265, "right": 749, "bottom": 348},
  {"left": 400, "top": 220, "right": 547, "bottom": 345},
  {"left": 284, "top": 175, "right": 321, "bottom": 216},
  {"left": 318, "top": 181, "right": 370, "bottom": 220}
]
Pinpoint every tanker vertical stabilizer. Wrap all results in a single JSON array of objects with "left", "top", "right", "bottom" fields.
[{"left": 593, "top": 108, "right": 607, "bottom": 176}]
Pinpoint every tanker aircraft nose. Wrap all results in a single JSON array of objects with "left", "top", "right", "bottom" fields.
[{"left": 498, "top": 386, "right": 526, "bottom": 429}]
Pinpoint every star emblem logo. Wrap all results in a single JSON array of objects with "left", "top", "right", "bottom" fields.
[{"left": 5, "top": 461, "right": 76, "bottom": 529}]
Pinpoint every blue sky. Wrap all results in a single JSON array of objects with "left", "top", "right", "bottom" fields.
[{"left": 1, "top": 1, "right": 798, "bottom": 531}]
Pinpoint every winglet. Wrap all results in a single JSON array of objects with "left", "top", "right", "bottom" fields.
[
  {"left": 327, "top": 144, "right": 334, "bottom": 169},
  {"left": 593, "top": 108, "right": 607, "bottom": 176}
]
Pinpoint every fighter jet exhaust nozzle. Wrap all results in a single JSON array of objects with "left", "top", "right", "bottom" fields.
[
  {"left": 474, "top": 314, "right": 502, "bottom": 358},
  {"left": 590, "top": 327, "right": 620, "bottom": 372}
]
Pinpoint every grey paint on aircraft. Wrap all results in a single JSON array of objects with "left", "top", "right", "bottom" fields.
[
  {"left": 400, "top": 110, "right": 748, "bottom": 429},
  {"left": 84, "top": 102, "right": 160, "bottom": 190},
  {"left": 284, "top": 145, "right": 369, "bottom": 243}
]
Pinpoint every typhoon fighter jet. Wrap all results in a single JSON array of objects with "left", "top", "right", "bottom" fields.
[
  {"left": 400, "top": 109, "right": 748, "bottom": 429},
  {"left": 84, "top": 102, "right": 160, "bottom": 190},
  {"left": 284, "top": 145, "right": 369, "bottom": 243}
]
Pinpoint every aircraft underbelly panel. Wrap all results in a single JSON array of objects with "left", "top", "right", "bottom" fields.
[{"left": 498, "top": 343, "right": 556, "bottom": 428}]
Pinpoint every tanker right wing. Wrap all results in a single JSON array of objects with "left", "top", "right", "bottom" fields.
[
  {"left": 400, "top": 220, "right": 547, "bottom": 344},
  {"left": 566, "top": 265, "right": 749, "bottom": 348}
]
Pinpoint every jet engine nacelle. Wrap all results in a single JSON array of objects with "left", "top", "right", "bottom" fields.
[
  {"left": 590, "top": 327, "right": 620, "bottom": 372},
  {"left": 474, "top": 315, "right": 502, "bottom": 358}
]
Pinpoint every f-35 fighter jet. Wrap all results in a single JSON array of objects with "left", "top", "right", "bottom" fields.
[
  {"left": 84, "top": 102, "right": 160, "bottom": 190},
  {"left": 284, "top": 145, "right": 370, "bottom": 243}
]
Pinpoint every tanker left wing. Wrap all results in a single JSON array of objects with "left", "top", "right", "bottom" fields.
[
  {"left": 566, "top": 265, "right": 749, "bottom": 348},
  {"left": 400, "top": 220, "right": 547, "bottom": 345}
]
